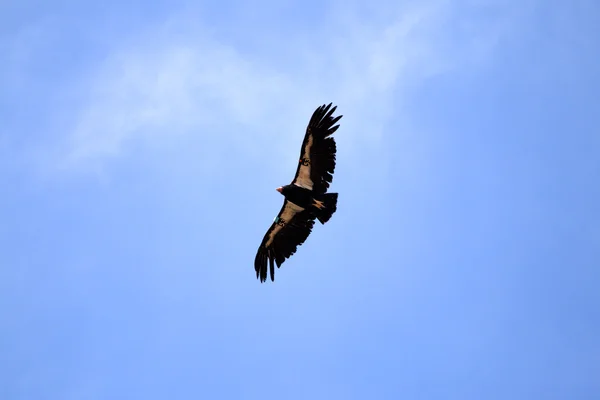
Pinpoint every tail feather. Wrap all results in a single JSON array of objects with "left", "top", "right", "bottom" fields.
[{"left": 315, "top": 193, "right": 338, "bottom": 224}]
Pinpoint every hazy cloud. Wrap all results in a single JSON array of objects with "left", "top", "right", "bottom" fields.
[
  {"left": 57, "top": 0, "right": 507, "bottom": 172},
  {"left": 2, "top": 0, "right": 524, "bottom": 179}
]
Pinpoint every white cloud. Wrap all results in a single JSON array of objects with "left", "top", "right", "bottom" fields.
[{"left": 39, "top": 0, "right": 516, "bottom": 177}]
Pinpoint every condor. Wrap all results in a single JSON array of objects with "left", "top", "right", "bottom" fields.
[{"left": 254, "top": 103, "right": 342, "bottom": 282}]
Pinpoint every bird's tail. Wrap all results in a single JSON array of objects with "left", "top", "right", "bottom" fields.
[{"left": 315, "top": 193, "right": 338, "bottom": 224}]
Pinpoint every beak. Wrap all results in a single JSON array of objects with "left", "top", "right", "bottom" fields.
[{"left": 276, "top": 187, "right": 282, "bottom": 193}]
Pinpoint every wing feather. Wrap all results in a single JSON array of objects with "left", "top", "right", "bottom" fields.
[
  {"left": 254, "top": 200, "right": 316, "bottom": 282},
  {"left": 292, "top": 103, "right": 342, "bottom": 194}
]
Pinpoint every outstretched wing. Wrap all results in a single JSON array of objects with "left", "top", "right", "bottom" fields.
[
  {"left": 254, "top": 200, "right": 316, "bottom": 282},
  {"left": 292, "top": 103, "right": 342, "bottom": 194}
]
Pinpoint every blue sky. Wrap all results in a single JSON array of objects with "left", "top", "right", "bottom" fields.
[{"left": 1, "top": 0, "right": 599, "bottom": 398}]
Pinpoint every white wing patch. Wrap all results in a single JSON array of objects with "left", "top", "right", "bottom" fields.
[
  {"left": 265, "top": 201, "right": 305, "bottom": 247},
  {"left": 294, "top": 134, "right": 313, "bottom": 190}
]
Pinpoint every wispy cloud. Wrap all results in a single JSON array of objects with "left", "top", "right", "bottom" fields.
[{"left": 17, "top": 0, "right": 520, "bottom": 177}]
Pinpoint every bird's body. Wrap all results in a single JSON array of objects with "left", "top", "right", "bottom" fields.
[
  {"left": 278, "top": 184, "right": 313, "bottom": 208},
  {"left": 277, "top": 184, "right": 339, "bottom": 224},
  {"left": 254, "top": 103, "right": 342, "bottom": 282}
]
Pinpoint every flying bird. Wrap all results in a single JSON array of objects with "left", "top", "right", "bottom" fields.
[{"left": 254, "top": 103, "right": 342, "bottom": 282}]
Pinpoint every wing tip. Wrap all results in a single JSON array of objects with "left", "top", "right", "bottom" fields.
[
  {"left": 255, "top": 247, "right": 268, "bottom": 283},
  {"left": 309, "top": 102, "right": 342, "bottom": 132},
  {"left": 255, "top": 246, "right": 279, "bottom": 283}
]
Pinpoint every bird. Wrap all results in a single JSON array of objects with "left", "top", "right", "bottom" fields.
[{"left": 254, "top": 103, "right": 342, "bottom": 282}]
